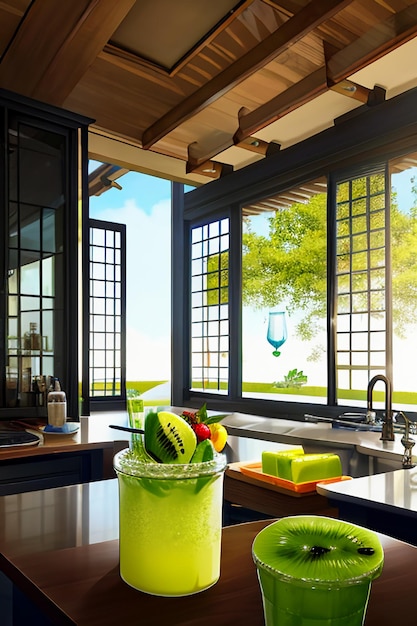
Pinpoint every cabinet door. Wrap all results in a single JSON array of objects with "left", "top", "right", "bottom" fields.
[
  {"left": 6, "top": 120, "right": 67, "bottom": 409},
  {"left": 0, "top": 94, "right": 88, "bottom": 419}
]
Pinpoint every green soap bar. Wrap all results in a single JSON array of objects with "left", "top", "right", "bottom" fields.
[
  {"left": 262, "top": 451, "right": 279, "bottom": 476},
  {"left": 262, "top": 448, "right": 304, "bottom": 477},
  {"left": 290, "top": 453, "right": 342, "bottom": 483},
  {"left": 276, "top": 449, "right": 305, "bottom": 480}
]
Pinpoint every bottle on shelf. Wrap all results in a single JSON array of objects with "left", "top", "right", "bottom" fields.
[
  {"left": 30, "top": 322, "right": 41, "bottom": 350},
  {"left": 23, "top": 322, "right": 41, "bottom": 351},
  {"left": 47, "top": 378, "right": 67, "bottom": 427}
]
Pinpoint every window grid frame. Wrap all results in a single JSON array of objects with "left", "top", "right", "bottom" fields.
[
  {"left": 335, "top": 169, "right": 389, "bottom": 396},
  {"left": 88, "top": 219, "right": 126, "bottom": 403},
  {"left": 190, "top": 217, "right": 230, "bottom": 394}
]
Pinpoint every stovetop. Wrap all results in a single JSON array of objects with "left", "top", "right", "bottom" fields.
[{"left": 0, "top": 430, "right": 41, "bottom": 447}]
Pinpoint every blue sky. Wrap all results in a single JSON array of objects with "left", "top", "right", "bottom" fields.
[
  {"left": 89, "top": 164, "right": 172, "bottom": 380},
  {"left": 89, "top": 162, "right": 171, "bottom": 215}
]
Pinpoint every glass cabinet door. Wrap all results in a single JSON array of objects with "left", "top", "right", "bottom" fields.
[
  {"left": 1, "top": 92, "right": 91, "bottom": 419},
  {"left": 6, "top": 121, "right": 66, "bottom": 410}
]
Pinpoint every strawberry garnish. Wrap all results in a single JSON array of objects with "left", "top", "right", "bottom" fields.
[
  {"left": 182, "top": 410, "right": 198, "bottom": 425},
  {"left": 192, "top": 422, "right": 211, "bottom": 443},
  {"left": 181, "top": 403, "right": 228, "bottom": 449}
]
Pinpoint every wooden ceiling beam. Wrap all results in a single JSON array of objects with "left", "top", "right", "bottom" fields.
[
  {"left": 236, "top": 136, "right": 282, "bottom": 156},
  {"left": 141, "top": 0, "right": 354, "bottom": 149},
  {"left": 329, "top": 79, "right": 372, "bottom": 104},
  {"left": 234, "top": 110, "right": 282, "bottom": 154},
  {"left": 326, "top": 3, "right": 417, "bottom": 83},
  {"left": 233, "top": 5, "right": 417, "bottom": 144},
  {"left": 0, "top": 0, "right": 135, "bottom": 105},
  {"left": 234, "top": 66, "right": 328, "bottom": 143},
  {"left": 186, "top": 142, "right": 233, "bottom": 178},
  {"left": 328, "top": 79, "right": 386, "bottom": 106},
  {"left": 261, "top": 0, "right": 310, "bottom": 18}
]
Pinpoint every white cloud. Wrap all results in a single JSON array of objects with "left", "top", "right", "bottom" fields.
[
  {"left": 126, "top": 327, "right": 170, "bottom": 380},
  {"left": 91, "top": 197, "right": 171, "bottom": 381}
]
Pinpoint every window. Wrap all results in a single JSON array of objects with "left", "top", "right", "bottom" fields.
[
  {"left": 190, "top": 218, "right": 230, "bottom": 394},
  {"left": 335, "top": 168, "right": 390, "bottom": 403},
  {"left": 0, "top": 95, "right": 86, "bottom": 420},
  {"left": 89, "top": 220, "right": 126, "bottom": 401},
  {"left": 176, "top": 87, "right": 417, "bottom": 418},
  {"left": 241, "top": 179, "right": 328, "bottom": 405},
  {"left": 86, "top": 165, "right": 173, "bottom": 411}
]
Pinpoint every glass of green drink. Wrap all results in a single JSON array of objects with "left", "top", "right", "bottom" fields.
[
  {"left": 126, "top": 397, "right": 145, "bottom": 453},
  {"left": 114, "top": 447, "right": 227, "bottom": 596},
  {"left": 252, "top": 516, "right": 384, "bottom": 626},
  {"left": 127, "top": 397, "right": 144, "bottom": 429}
]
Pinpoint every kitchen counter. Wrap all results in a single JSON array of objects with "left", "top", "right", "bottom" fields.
[
  {"left": 0, "top": 407, "right": 410, "bottom": 499},
  {"left": 224, "top": 461, "right": 338, "bottom": 522},
  {"left": 0, "top": 413, "right": 130, "bottom": 494},
  {"left": 0, "top": 409, "right": 407, "bottom": 472},
  {"left": 0, "top": 412, "right": 130, "bottom": 460},
  {"left": 222, "top": 412, "right": 408, "bottom": 475},
  {"left": 316, "top": 466, "right": 417, "bottom": 545},
  {"left": 1, "top": 477, "right": 417, "bottom": 626}
]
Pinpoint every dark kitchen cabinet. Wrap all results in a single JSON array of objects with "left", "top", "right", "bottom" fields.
[{"left": 0, "top": 89, "right": 92, "bottom": 421}]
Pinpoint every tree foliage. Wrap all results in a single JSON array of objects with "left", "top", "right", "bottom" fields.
[
  {"left": 242, "top": 177, "right": 417, "bottom": 341},
  {"left": 242, "top": 193, "right": 327, "bottom": 341}
]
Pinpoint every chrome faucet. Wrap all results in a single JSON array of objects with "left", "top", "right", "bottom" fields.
[
  {"left": 399, "top": 412, "right": 416, "bottom": 469},
  {"left": 367, "top": 374, "right": 395, "bottom": 441}
]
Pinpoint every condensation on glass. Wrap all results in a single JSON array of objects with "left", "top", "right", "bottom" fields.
[{"left": 190, "top": 218, "right": 229, "bottom": 394}]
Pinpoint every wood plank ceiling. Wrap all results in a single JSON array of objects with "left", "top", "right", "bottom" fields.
[{"left": 1, "top": 0, "right": 417, "bottom": 185}]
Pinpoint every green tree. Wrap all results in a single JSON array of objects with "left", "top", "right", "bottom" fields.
[
  {"left": 242, "top": 178, "right": 417, "bottom": 341},
  {"left": 242, "top": 193, "right": 327, "bottom": 341}
]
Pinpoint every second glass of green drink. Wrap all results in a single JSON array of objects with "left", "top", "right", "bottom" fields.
[
  {"left": 114, "top": 447, "right": 227, "bottom": 596},
  {"left": 252, "top": 515, "right": 384, "bottom": 626}
]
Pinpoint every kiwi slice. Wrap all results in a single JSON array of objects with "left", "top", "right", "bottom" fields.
[
  {"left": 144, "top": 410, "right": 197, "bottom": 463},
  {"left": 253, "top": 516, "right": 384, "bottom": 624},
  {"left": 190, "top": 439, "right": 215, "bottom": 463},
  {"left": 253, "top": 515, "right": 383, "bottom": 581}
]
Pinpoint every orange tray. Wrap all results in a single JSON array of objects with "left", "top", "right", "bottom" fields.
[{"left": 239, "top": 462, "right": 352, "bottom": 494}]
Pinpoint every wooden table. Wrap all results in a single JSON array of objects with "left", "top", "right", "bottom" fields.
[{"left": 1, "top": 478, "right": 417, "bottom": 625}]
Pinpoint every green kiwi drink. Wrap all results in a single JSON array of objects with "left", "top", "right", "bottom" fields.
[
  {"left": 114, "top": 447, "right": 227, "bottom": 596},
  {"left": 252, "top": 516, "right": 384, "bottom": 626}
]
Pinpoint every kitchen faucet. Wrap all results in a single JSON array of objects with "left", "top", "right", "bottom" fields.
[
  {"left": 398, "top": 411, "right": 416, "bottom": 469},
  {"left": 367, "top": 374, "right": 395, "bottom": 441}
]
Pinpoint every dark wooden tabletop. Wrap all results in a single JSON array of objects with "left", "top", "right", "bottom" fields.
[{"left": 0, "top": 479, "right": 416, "bottom": 625}]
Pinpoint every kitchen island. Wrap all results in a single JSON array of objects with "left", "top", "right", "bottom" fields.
[{"left": 316, "top": 465, "right": 417, "bottom": 545}]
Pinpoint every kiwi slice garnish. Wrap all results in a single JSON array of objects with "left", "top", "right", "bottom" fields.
[
  {"left": 144, "top": 410, "right": 197, "bottom": 463},
  {"left": 190, "top": 439, "right": 215, "bottom": 463},
  {"left": 253, "top": 515, "right": 384, "bottom": 582}
]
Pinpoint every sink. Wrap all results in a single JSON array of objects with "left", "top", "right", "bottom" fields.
[
  {"left": 305, "top": 412, "right": 408, "bottom": 434},
  {"left": 223, "top": 413, "right": 297, "bottom": 435}
]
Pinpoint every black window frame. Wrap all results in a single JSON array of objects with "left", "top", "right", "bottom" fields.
[
  {"left": 172, "top": 85, "right": 417, "bottom": 421},
  {"left": 83, "top": 218, "right": 127, "bottom": 413}
]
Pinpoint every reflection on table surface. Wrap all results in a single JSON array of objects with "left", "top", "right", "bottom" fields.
[{"left": 0, "top": 479, "right": 119, "bottom": 556}]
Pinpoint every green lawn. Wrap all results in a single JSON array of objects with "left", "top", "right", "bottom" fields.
[{"left": 92, "top": 380, "right": 417, "bottom": 407}]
